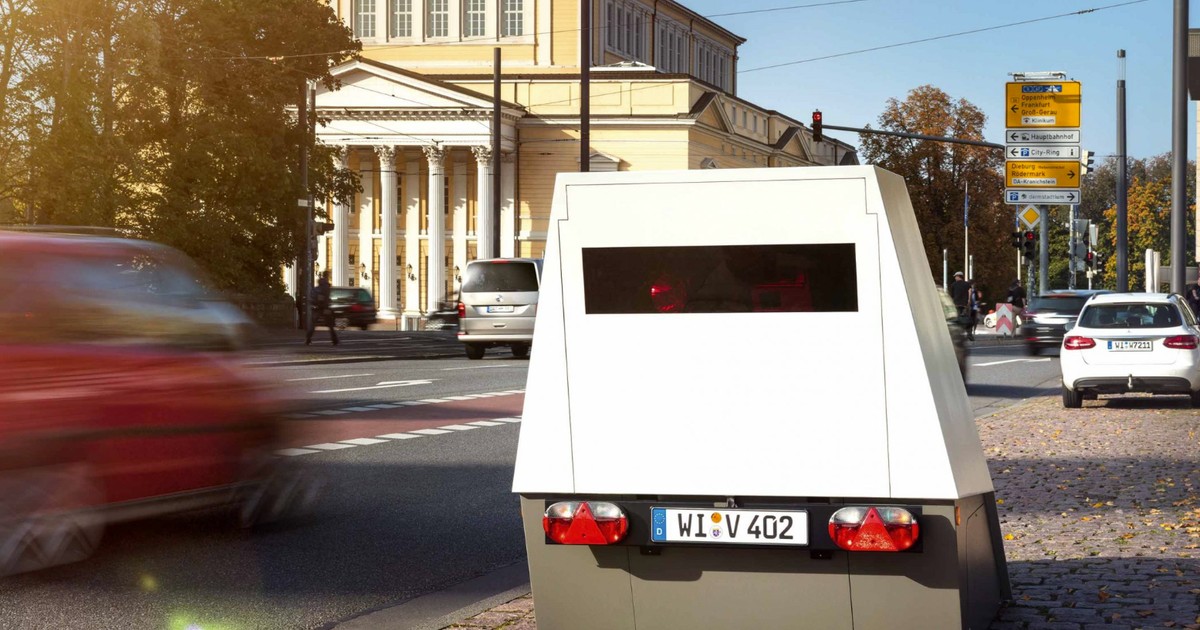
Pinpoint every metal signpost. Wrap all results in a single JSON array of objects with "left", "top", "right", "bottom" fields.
[{"left": 1004, "top": 72, "right": 1082, "bottom": 295}]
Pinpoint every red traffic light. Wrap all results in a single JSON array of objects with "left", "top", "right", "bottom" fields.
[
  {"left": 812, "top": 110, "right": 823, "bottom": 143},
  {"left": 1023, "top": 231, "right": 1035, "bottom": 241}
]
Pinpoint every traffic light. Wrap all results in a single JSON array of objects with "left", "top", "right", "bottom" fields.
[
  {"left": 1093, "top": 252, "right": 1104, "bottom": 269},
  {"left": 316, "top": 221, "right": 334, "bottom": 234},
  {"left": 1022, "top": 230, "right": 1036, "bottom": 259},
  {"left": 1080, "top": 150, "right": 1095, "bottom": 176},
  {"left": 812, "top": 110, "right": 823, "bottom": 143},
  {"left": 1084, "top": 251, "right": 1094, "bottom": 268},
  {"left": 1010, "top": 231, "right": 1023, "bottom": 249}
]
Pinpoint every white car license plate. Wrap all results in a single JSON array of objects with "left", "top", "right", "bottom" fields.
[
  {"left": 650, "top": 507, "right": 808, "bottom": 546},
  {"left": 1108, "top": 340, "right": 1152, "bottom": 351},
  {"left": 487, "top": 305, "right": 514, "bottom": 313}
]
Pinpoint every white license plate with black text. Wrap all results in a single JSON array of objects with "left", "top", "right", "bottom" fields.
[
  {"left": 1108, "top": 340, "right": 1152, "bottom": 351},
  {"left": 650, "top": 507, "right": 808, "bottom": 546},
  {"left": 487, "top": 305, "right": 514, "bottom": 313}
]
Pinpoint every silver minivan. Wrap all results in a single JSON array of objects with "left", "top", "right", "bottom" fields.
[{"left": 456, "top": 258, "right": 542, "bottom": 359}]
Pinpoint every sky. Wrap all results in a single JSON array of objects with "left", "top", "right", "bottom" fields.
[{"left": 682, "top": 0, "right": 1191, "bottom": 161}]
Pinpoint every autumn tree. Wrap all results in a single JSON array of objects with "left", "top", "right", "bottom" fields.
[
  {"left": 858, "top": 85, "right": 1010, "bottom": 300},
  {"left": 3, "top": 0, "right": 360, "bottom": 293}
]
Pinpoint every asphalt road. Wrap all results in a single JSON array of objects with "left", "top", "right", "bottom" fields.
[{"left": 0, "top": 331, "right": 1061, "bottom": 629}]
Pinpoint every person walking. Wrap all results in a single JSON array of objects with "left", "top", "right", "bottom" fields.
[
  {"left": 305, "top": 272, "right": 339, "bottom": 346},
  {"left": 949, "top": 271, "right": 971, "bottom": 319},
  {"left": 1006, "top": 279, "right": 1028, "bottom": 327},
  {"left": 967, "top": 280, "right": 983, "bottom": 341},
  {"left": 1185, "top": 276, "right": 1200, "bottom": 318}
]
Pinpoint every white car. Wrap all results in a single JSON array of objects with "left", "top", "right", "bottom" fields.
[{"left": 1059, "top": 293, "right": 1200, "bottom": 408}]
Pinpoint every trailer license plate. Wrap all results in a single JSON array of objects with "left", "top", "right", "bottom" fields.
[
  {"left": 650, "top": 508, "right": 808, "bottom": 546},
  {"left": 487, "top": 305, "right": 514, "bottom": 313},
  {"left": 1108, "top": 340, "right": 1152, "bottom": 351}
]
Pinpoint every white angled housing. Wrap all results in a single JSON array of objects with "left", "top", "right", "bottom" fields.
[{"left": 513, "top": 166, "right": 993, "bottom": 501}]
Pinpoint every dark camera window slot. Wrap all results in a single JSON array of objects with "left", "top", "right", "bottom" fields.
[{"left": 582, "top": 244, "right": 858, "bottom": 314}]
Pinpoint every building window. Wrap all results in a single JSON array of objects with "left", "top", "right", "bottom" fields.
[
  {"left": 390, "top": 0, "right": 411, "bottom": 38},
  {"left": 428, "top": 0, "right": 449, "bottom": 38},
  {"left": 465, "top": 0, "right": 486, "bottom": 38},
  {"left": 354, "top": 0, "right": 376, "bottom": 38},
  {"left": 605, "top": 0, "right": 648, "bottom": 63},
  {"left": 502, "top": 0, "right": 524, "bottom": 37}
]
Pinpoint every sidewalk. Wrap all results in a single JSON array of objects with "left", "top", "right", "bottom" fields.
[{"left": 445, "top": 394, "right": 1200, "bottom": 629}]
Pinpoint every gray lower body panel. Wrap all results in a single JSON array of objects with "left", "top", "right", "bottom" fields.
[{"left": 519, "top": 494, "right": 1007, "bottom": 629}]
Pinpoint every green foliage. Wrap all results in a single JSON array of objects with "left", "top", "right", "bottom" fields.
[
  {"left": 1, "top": 0, "right": 360, "bottom": 293},
  {"left": 858, "top": 84, "right": 1010, "bottom": 300}
]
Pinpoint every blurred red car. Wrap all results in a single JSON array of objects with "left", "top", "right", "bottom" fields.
[{"left": 0, "top": 228, "right": 308, "bottom": 576}]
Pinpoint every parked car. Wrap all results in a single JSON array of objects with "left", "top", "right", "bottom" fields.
[
  {"left": 1059, "top": 293, "right": 1200, "bottom": 408},
  {"left": 328, "top": 286, "right": 377, "bottom": 330},
  {"left": 457, "top": 258, "right": 542, "bottom": 359},
  {"left": 0, "top": 228, "right": 308, "bottom": 576},
  {"left": 939, "top": 289, "right": 969, "bottom": 379},
  {"left": 1019, "top": 289, "right": 1112, "bottom": 355}
]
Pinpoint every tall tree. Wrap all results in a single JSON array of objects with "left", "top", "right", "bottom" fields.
[
  {"left": 858, "top": 85, "right": 1010, "bottom": 300},
  {"left": 4, "top": 0, "right": 359, "bottom": 293}
]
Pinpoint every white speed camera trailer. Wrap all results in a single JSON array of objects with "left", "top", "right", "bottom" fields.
[{"left": 513, "top": 166, "right": 1010, "bottom": 629}]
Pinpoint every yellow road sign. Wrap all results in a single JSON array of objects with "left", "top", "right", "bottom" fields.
[
  {"left": 1005, "top": 160, "right": 1080, "bottom": 189},
  {"left": 1005, "top": 81, "right": 1081, "bottom": 128},
  {"left": 1018, "top": 205, "right": 1041, "bottom": 229}
]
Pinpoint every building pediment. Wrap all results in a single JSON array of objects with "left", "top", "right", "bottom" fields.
[{"left": 321, "top": 59, "right": 523, "bottom": 116}]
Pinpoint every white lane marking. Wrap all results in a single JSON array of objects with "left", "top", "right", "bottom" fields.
[
  {"left": 398, "top": 401, "right": 429, "bottom": 406},
  {"left": 377, "top": 433, "right": 423, "bottom": 440},
  {"left": 419, "top": 398, "right": 450, "bottom": 404},
  {"left": 312, "top": 379, "right": 434, "bottom": 394},
  {"left": 493, "top": 417, "right": 522, "bottom": 423},
  {"left": 444, "top": 396, "right": 475, "bottom": 401},
  {"left": 411, "top": 428, "right": 453, "bottom": 435},
  {"left": 342, "top": 407, "right": 379, "bottom": 412},
  {"left": 276, "top": 448, "right": 320, "bottom": 456},
  {"left": 341, "top": 437, "right": 388, "bottom": 445},
  {"left": 973, "top": 358, "right": 1053, "bottom": 367},
  {"left": 468, "top": 420, "right": 504, "bottom": 427},
  {"left": 440, "top": 364, "right": 517, "bottom": 371},
  {"left": 284, "top": 413, "right": 316, "bottom": 419},
  {"left": 246, "top": 356, "right": 392, "bottom": 366},
  {"left": 367, "top": 404, "right": 399, "bottom": 409},
  {"left": 440, "top": 424, "right": 480, "bottom": 431},
  {"left": 306, "top": 443, "right": 357, "bottom": 450},
  {"left": 286, "top": 373, "right": 374, "bottom": 382},
  {"left": 314, "top": 410, "right": 350, "bottom": 416}
]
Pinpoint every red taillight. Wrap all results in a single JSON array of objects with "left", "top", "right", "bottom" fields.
[
  {"left": 1164, "top": 335, "right": 1199, "bottom": 349},
  {"left": 349, "top": 304, "right": 364, "bottom": 312},
  {"left": 542, "top": 501, "right": 629, "bottom": 545},
  {"left": 828, "top": 506, "right": 919, "bottom": 552},
  {"left": 457, "top": 302, "right": 465, "bottom": 319},
  {"left": 1063, "top": 336, "right": 1096, "bottom": 350}
]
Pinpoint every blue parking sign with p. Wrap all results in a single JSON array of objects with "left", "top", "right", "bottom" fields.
[{"left": 1008, "top": 191, "right": 1019, "bottom": 202}]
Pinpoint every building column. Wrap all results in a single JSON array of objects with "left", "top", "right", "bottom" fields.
[
  {"left": 473, "top": 146, "right": 493, "bottom": 260},
  {"left": 424, "top": 144, "right": 446, "bottom": 314},
  {"left": 331, "top": 146, "right": 350, "bottom": 286},
  {"left": 452, "top": 158, "right": 468, "bottom": 294},
  {"left": 358, "top": 150, "right": 376, "bottom": 294},
  {"left": 403, "top": 155, "right": 421, "bottom": 321},
  {"left": 500, "top": 152, "right": 516, "bottom": 257},
  {"left": 376, "top": 145, "right": 399, "bottom": 319}
]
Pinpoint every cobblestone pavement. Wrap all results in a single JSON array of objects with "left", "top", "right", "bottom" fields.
[{"left": 445, "top": 394, "right": 1200, "bottom": 629}]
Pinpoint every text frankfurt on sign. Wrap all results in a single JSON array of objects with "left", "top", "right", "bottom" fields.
[
  {"left": 1006, "top": 145, "right": 1080, "bottom": 160},
  {"left": 1005, "top": 160, "right": 1079, "bottom": 188},
  {"left": 1005, "top": 81, "right": 1081, "bottom": 128},
  {"left": 1005, "top": 189, "right": 1081, "bottom": 205},
  {"left": 1005, "top": 128, "right": 1081, "bottom": 144}
]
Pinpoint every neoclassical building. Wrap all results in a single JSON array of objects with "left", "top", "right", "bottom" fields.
[{"left": 287, "top": 0, "right": 856, "bottom": 326}]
